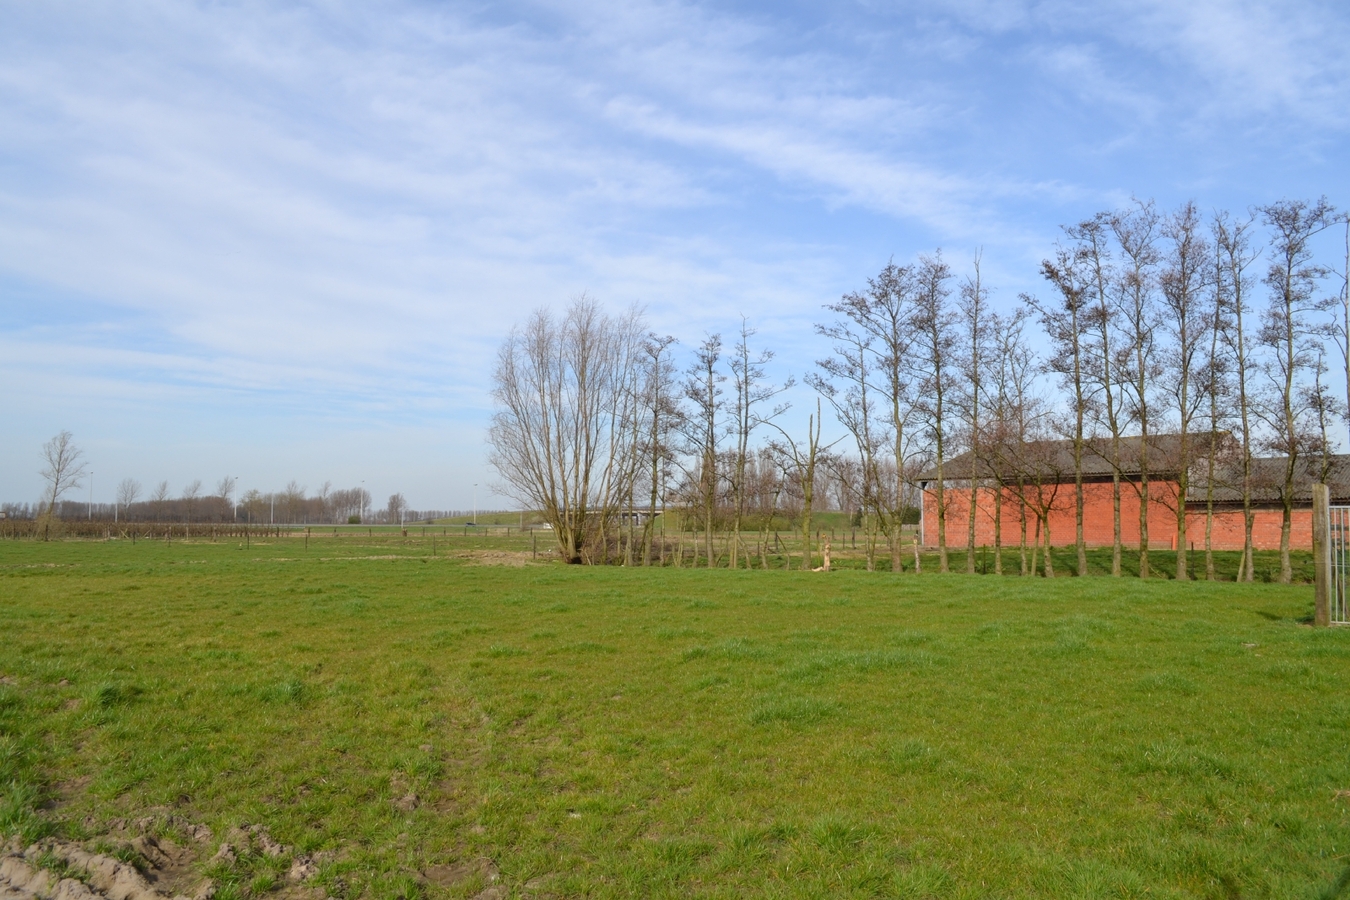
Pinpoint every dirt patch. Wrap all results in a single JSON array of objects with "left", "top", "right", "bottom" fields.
[
  {"left": 2, "top": 835, "right": 206, "bottom": 900},
  {"left": 457, "top": 550, "right": 535, "bottom": 567},
  {"left": 1, "top": 816, "right": 311, "bottom": 900},
  {"left": 128, "top": 835, "right": 199, "bottom": 897},
  {"left": 420, "top": 858, "right": 498, "bottom": 889},
  {"left": 48, "top": 778, "right": 92, "bottom": 812}
]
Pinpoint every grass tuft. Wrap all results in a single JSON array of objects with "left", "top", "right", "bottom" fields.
[
  {"left": 748, "top": 695, "right": 839, "bottom": 726},
  {"left": 92, "top": 682, "right": 140, "bottom": 708}
]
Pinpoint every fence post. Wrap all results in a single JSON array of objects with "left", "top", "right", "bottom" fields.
[{"left": 1314, "top": 483, "right": 1330, "bottom": 627}]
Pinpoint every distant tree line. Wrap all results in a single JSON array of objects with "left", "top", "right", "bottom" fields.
[
  {"left": 490, "top": 198, "right": 1349, "bottom": 581},
  {"left": 13, "top": 461, "right": 485, "bottom": 530}
]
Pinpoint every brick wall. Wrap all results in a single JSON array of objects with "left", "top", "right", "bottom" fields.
[{"left": 921, "top": 480, "right": 1311, "bottom": 551}]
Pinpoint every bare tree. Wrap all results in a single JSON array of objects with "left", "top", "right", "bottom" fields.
[
  {"left": 1158, "top": 200, "right": 1212, "bottom": 580},
  {"left": 387, "top": 492, "right": 408, "bottom": 526},
  {"left": 822, "top": 260, "right": 920, "bottom": 571},
  {"left": 957, "top": 251, "right": 992, "bottom": 573},
  {"left": 39, "top": 431, "right": 86, "bottom": 537},
  {"left": 727, "top": 318, "right": 792, "bottom": 568},
  {"left": 768, "top": 398, "right": 839, "bottom": 572},
  {"left": 1308, "top": 350, "right": 1342, "bottom": 484},
  {"left": 1200, "top": 226, "right": 1235, "bottom": 581},
  {"left": 1256, "top": 197, "right": 1340, "bottom": 583},
  {"left": 489, "top": 297, "right": 645, "bottom": 564},
  {"left": 811, "top": 294, "right": 883, "bottom": 570},
  {"left": 984, "top": 305, "right": 1037, "bottom": 575},
  {"left": 216, "top": 476, "right": 237, "bottom": 522},
  {"left": 116, "top": 478, "right": 141, "bottom": 523},
  {"left": 638, "top": 334, "right": 679, "bottom": 564},
  {"left": 1215, "top": 212, "right": 1261, "bottom": 581},
  {"left": 1073, "top": 213, "right": 1128, "bottom": 576},
  {"left": 181, "top": 480, "right": 203, "bottom": 523},
  {"left": 1335, "top": 219, "right": 1350, "bottom": 450},
  {"left": 282, "top": 481, "right": 306, "bottom": 524},
  {"left": 150, "top": 481, "right": 170, "bottom": 522},
  {"left": 681, "top": 334, "right": 727, "bottom": 568},
  {"left": 316, "top": 481, "right": 332, "bottom": 525},
  {"left": 240, "top": 489, "right": 264, "bottom": 524},
  {"left": 911, "top": 252, "right": 957, "bottom": 572},
  {"left": 1032, "top": 243, "right": 1091, "bottom": 576},
  {"left": 1113, "top": 199, "right": 1162, "bottom": 578}
]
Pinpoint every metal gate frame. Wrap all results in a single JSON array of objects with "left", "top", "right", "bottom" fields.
[{"left": 1332, "top": 504, "right": 1350, "bottom": 626}]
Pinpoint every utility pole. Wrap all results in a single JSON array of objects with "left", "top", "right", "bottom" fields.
[
  {"left": 88, "top": 472, "right": 93, "bottom": 520},
  {"left": 473, "top": 483, "right": 478, "bottom": 525}
]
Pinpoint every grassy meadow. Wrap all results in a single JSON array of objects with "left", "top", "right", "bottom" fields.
[{"left": 1, "top": 532, "right": 1348, "bottom": 898}]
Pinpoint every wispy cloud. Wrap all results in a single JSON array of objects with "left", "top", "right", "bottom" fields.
[{"left": 1, "top": 0, "right": 1347, "bottom": 502}]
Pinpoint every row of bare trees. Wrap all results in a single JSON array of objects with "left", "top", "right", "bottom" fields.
[
  {"left": 24, "top": 446, "right": 393, "bottom": 527},
  {"left": 489, "top": 300, "right": 861, "bottom": 565},
  {"left": 490, "top": 198, "right": 1349, "bottom": 580},
  {"left": 1029, "top": 198, "right": 1345, "bottom": 583}
]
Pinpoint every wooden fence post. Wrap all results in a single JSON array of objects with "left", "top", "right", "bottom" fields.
[{"left": 1314, "top": 483, "right": 1330, "bottom": 627}]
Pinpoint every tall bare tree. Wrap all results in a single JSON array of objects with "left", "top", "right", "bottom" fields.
[
  {"left": 638, "top": 334, "right": 679, "bottom": 565},
  {"left": 387, "top": 492, "right": 408, "bottom": 525},
  {"left": 769, "top": 399, "right": 838, "bottom": 573},
  {"left": 1256, "top": 197, "right": 1340, "bottom": 583},
  {"left": 149, "top": 481, "right": 170, "bottom": 522},
  {"left": 985, "top": 305, "right": 1037, "bottom": 576},
  {"left": 728, "top": 318, "right": 792, "bottom": 569},
  {"left": 216, "top": 476, "right": 237, "bottom": 523},
  {"left": 181, "top": 480, "right": 203, "bottom": 523},
  {"left": 1113, "top": 200, "right": 1162, "bottom": 578},
  {"left": 1072, "top": 213, "right": 1129, "bottom": 576},
  {"left": 39, "top": 431, "right": 86, "bottom": 538},
  {"left": 239, "top": 489, "right": 262, "bottom": 523},
  {"left": 1158, "top": 200, "right": 1212, "bottom": 580},
  {"left": 911, "top": 252, "right": 956, "bottom": 572},
  {"left": 1335, "top": 219, "right": 1350, "bottom": 450},
  {"left": 1199, "top": 227, "right": 1234, "bottom": 581},
  {"left": 1033, "top": 244, "right": 1091, "bottom": 576},
  {"left": 811, "top": 304, "right": 882, "bottom": 569},
  {"left": 680, "top": 334, "right": 727, "bottom": 568},
  {"left": 957, "top": 251, "right": 991, "bottom": 573},
  {"left": 1215, "top": 212, "right": 1261, "bottom": 581},
  {"left": 116, "top": 478, "right": 141, "bottom": 523},
  {"left": 489, "top": 297, "right": 646, "bottom": 564},
  {"left": 316, "top": 481, "right": 332, "bottom": 524},
  {"left": 816, "top": 260, "right": 917, "bottom": 571}
]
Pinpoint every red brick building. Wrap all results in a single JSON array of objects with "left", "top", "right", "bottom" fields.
[{"left": 917, "top": 434, "right": 1350, "bottom": 551}]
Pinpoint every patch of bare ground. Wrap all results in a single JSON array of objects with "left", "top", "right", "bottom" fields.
[
  {"left": 456, "top": 550, "right": 535, "bottom": 567},
  {"left": 1, "top": 817, "right": 328, "bottom": 900},
  {"left": 47, "top": 778, "right": 91, "bottom": 813},
  {"left": 0, "top": 832, "right": 207, "bottom": 900},
  {"left": 419, "top": 858, "right": 507, "bottom": 900}
]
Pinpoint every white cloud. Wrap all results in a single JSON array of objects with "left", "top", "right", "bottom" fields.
[{"left": 1, "top": 0, "right": 1347, "bottom": 502}]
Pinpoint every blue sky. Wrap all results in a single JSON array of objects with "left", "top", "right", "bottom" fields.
[{"left": 3, "top": 0, "right": 1349, "bottom": 510}]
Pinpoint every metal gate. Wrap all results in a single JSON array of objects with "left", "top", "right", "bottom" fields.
[{"left": 1333, "top": 505, "right": 1350, "bottom": 625}]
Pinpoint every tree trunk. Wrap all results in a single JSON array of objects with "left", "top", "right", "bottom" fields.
[{"left": 992, "top": 483, "right": 1003, "bottom": 576}]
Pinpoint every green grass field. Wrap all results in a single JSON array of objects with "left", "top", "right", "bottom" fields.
[{"left": 2, "top": 535, "right": 1348, "bottom": 898}]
